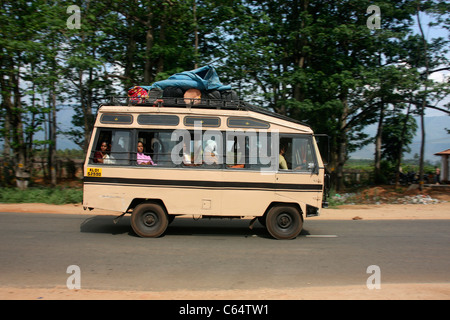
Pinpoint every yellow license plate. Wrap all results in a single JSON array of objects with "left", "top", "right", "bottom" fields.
[{"left": 87, "top": 167, "right": 102, "bottom": 177}]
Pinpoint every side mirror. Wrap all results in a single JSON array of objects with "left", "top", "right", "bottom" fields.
[{"left": 308, "top": 162, "right": 319, "bottom": 174}]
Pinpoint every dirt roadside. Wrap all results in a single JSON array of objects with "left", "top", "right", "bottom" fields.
[{"left": 1, "top": 200, "right": 449, "bottom": 300}]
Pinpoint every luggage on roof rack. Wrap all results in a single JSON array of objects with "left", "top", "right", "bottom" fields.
[
  {"left": 126, "top": 86, "right": 239, "bottom": 107},
  {"left": 148, "top": 65, "right": 232, "bottom": 92},
  {"left": 107, "top": 96, "right": 310, "bottom": 128},
  {"left": 116, "top": 65, "right": 310, "bottom": 128},
  {"left": 126, "top": 65, "right": 240, "bottom": 108},
  {"left": 110, "top": 95, "right": 243, "bottom": 110}
]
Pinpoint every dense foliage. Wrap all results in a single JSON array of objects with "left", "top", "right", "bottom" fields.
[{"left": 1, "top": 0, "right": 449, "bottom": 189}]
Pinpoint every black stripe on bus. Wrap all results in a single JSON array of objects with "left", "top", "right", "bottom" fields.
[{"left": 83, "top": 176, "right": 323, "bottom": 191}]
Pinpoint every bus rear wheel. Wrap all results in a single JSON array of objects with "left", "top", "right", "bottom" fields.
[
  {"left": 266, "top": 206, "right": 303, "bottom": 240},
  {"left": 131, "top": 203, "right": 168, "bottom": 238}
]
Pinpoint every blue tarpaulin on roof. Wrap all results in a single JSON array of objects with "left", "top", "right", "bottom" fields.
[{"left": 144, "top": 65, "right": 231, "bottom": 92}]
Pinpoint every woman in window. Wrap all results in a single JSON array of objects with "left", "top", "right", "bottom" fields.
[
  {"left": 94, "top": 141, "right": 115, "bottom": 164},
  {"left": 137, "top": 141, "right": 156, "bottom": 165}
]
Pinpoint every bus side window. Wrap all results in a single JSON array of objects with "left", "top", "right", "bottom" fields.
[
  {"left": 279, "top": 138, "right": 292, "bottom": 170},
  {"left": 292, "top": 137, "right": 317, "bottom": 172},
  {"left": 111, "top": 131, "right": 131, "bottom": 165},
  {"left": 90, "top": 130, "right": 113, "bottom": 164},
  {"left": 226, "top": 132, "right": 272, "bottom": 170},
  {"left": 279, "top": 136, "right": 316, "bottom": 172},
  {"left": 226, "top": 136, "right": 245, "bottom": 168},
  {"left": 152, "top": 131, "right": 176, "bottom": 167},
  {"left": 137, "top": 130, "right": 178, "bottom": 167}
]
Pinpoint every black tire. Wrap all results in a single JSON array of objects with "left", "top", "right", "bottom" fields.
[
  {"left": 266, "top": 206, "right": 303, "bottom": 240},
  {"left": 131, "top": 203, "right": 168, "bottom": 238}
]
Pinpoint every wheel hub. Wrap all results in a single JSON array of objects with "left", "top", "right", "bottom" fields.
[
  {"left": 277, "top": 213, "right": 292, "bottom": 229},
  {"left": 143, "top": 212, "right": 157, "bottom": 227}
]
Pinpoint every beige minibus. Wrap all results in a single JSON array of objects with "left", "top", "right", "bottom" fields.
[{"left": 83, "top": 97, "right": 328, "bottom": 239}]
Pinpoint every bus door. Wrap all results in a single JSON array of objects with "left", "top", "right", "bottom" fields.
[{"left": 276, "top": 135, "right": 322, "bottom": 210}]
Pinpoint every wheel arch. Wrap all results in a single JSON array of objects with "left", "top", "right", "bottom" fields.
[
  {"left": 262, "top": 201, "right": 304, "bottom": 220},
  {"left": 127, "top": 198, "right": 168, "bottom": 214}
]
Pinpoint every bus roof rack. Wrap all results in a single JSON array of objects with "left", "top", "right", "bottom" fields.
[
  {"left": 109, "top": 96, "right": 243, "bottom": 110},
  {"left": 108, "top": 96, "right": 310, "bottom": 128}
]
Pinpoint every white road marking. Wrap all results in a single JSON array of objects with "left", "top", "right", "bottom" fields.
[{"left": 305, "top": 235, "right": 338, "bottom": 238}]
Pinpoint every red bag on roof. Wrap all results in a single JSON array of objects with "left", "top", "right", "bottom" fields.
[{"left": 128, "top": 86, "right": 149, "bottom": 103}]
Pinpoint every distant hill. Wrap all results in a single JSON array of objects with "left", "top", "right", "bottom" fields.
[{"left": 350, "top": 116, "right": 449, "bottom": 162}]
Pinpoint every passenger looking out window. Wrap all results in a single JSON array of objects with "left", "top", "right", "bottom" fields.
[
  {"left": 279, "top": 143, "right": 288, "bottom": 170},
  {"left": 137, "top": 141, "right": 156, "bottom": 165},
  {"left": 94, "top": 141, "right": 115, "bottom": 164}
]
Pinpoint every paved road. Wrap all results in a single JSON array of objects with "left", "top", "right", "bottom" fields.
[{"left": 0, "top": 212, "right": 449, "bottom": 292}]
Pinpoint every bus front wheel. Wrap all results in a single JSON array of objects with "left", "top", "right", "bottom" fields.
[
  {"left": 131, "top": 203, "right": 168, "bottom": 238},
  {"left": 266, "top": 206, "right": 303, "bottom": 240}
]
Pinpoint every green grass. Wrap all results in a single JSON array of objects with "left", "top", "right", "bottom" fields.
[{"left": 0, "top": 187, "right": 83, "bottom": 205}]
